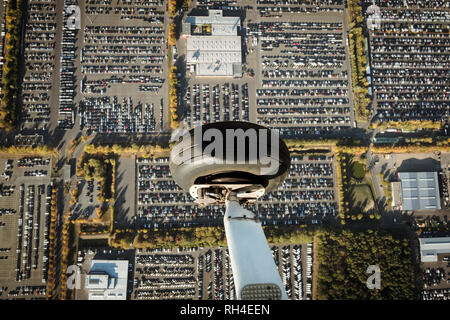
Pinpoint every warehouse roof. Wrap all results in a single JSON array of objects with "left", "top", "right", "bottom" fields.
[
  {"left": 186, "top": 36, "right": 242, "bottom": 77},
  {"left": 187, "top": 35, "right": 241, "bottom": 53},
  {"left": 399, "top": 172, "right": 441, "bottom": 211},
  {"left": 419, "top": 237, "right": 450, "bottom": 262}
]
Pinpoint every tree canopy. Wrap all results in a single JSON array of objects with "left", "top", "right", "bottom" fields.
[{"left": 317, "top": 229, "right": 417, "bottom": 300}]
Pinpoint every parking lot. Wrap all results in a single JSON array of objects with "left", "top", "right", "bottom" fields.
[
  {"left": 0, "top": 156, "right": 52, "bottom": 299},
  {"left": 22, "top": 0, "right": 59, "bottom": 131},
  {"left": 182, "top": 82, "right": 250, "bottom": 128},
  {"left": 128, "top": 153, "right": 337, "bottom": 230},
  {"left": 368, "top": 0, "right": 450, "bottom": 122},
  {"left": 178, "top": 0, "right": 354, "bottom": 136},
  {"left": 420, "top": 253, "right": 450, "bottom": 300},
  {"left": 74, "top": 0, "right": 167, "bottom": 133},
  {"left": 131, "top": 243, "right": 312, "bottom": 300},
  {"left": 17, "top": 0, "right": 356, "bottom": 136}
]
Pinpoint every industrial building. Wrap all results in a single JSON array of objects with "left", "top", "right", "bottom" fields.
[
  {"left": 419, "top": 237, "right": 450, "bottom": 263},
  {"left": 395, "top": 172, "right": 441, "bottom": 211},
  {"left": 85, "top": 260, "right": 128, "bottom": 300},
  {"left": 183, "top": 10, "right": 242, "bottom": 77}
]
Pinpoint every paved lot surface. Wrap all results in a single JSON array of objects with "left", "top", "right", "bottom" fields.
[
  {"left": 70, "top": 179, "right": 101, "bottom": 221},
  {"left": 0, "top": 156, "right": 52, "bottom": 299},
  {"left": 21, "top": 0, "right": 61, "bottom": 131},
  {"left": 115, "top": 157, "right": 137, "bottom": 228}
]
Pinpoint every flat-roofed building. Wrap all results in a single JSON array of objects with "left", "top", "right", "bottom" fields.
[
  {"left": 419, "top": 237, "right": 450, "bottom": 262},
  {"left": 185, "top": 10, "right": 240, "bottom": 36},
  {"left": 398, "top": 172, "right": 441, "bottom": 211},
  {"left": 64, "top": 164, "right": 71, "bottom": 182},
  {"left": 184, "top": 10, "right": 242, "bottom": 77},
  {"left": 85, "top": 260, "right": 128, "bottom": 300}
]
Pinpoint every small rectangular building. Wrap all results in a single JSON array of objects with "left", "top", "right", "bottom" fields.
[
  {"left": 64, "top": 164, "right": 71, "bottom": 182},
  {"left": 185, "top": 10, "right": 241, "bottom": 36},
  {"left": 419, "top": 237, "right": 450, "bottom": 262}
]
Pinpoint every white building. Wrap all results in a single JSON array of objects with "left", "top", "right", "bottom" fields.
[
  {"left": 185, "top": 10, "right": 242, "bottom": 77},
  {"left": 419, "top": 237, "right": 450, "bottom": 262},
  {"left": 85, "top": 260, "right": 128, "bottom": 300}
]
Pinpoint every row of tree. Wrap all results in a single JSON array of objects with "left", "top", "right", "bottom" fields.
[
  {"left": 109, "top": 225, "right": 315, "bottom": 249},
  {"left": 80, "top": 222, "right": 109, "bottom": 235},
  {"left": 284, "top": 138, "right": 367, "bottom": 156},
  {"left": 169, "top": 66, "right": 179, "bottom": 129},
  {"left": 46, "top": 186, "right": 58, "bottom": 299},
  {"left": 168, "top": 0, "right": 190, "bottom": 17},
  {"left": 59, "top": 221, "right": 72, "bottom": 300},
  {"left": 168, "top": 23, "right": 176, "bottom": 46},
  {"left": 316, "top": 229, "right": 416, "bottom": 299},
  {"left": 83, "top": 142, "right": 168, "bottom": 158},
  {"left": 371, "top": 137, "right": 450, "bottom": 154},
  {"left": 373, "top": 120, "right": 442, "bottom": 132},
  {"left": 284, "top": 133, "right": 450, "bottom": 155},
  {"left": 0, "top": 0, "right": 24, "bottom": 130},
  {"left": 168, "top": 0, "right": 177, "bottom": 17},
  {"left": 0, "top": 145, "right": 55, "bottom": 156}
]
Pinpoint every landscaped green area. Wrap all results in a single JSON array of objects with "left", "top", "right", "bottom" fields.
[
  {"left": 352, "top": 184, "right": 375, "bottom": 213},
  {"left": 316, "top": 229, "right": 416, "bottom": 300},
  {"left": 338, "top": 154, "right": 379, "bottom": 223},
  {"left": 77, "top": 156, "right": 116, "bottom": 203}
]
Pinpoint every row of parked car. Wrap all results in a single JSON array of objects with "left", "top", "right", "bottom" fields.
[
  {"left": 17, "top": 157, "right": 50, "bottom": 168},
  {"left": 369, "top": 1, "right": 449, "bottom": 122},
  {"left": 80, "top": 96, "right": 156, "bottom": 133},
  {"left": 134, "top": 252, "right": 197, "bottom": 300},
  {"left": 183, "top": 83, "right": 250, "bottom": 129},
  {"left": 421, "top": 288, "right": 450, "bottom": 300},
  {"left": 58, "top": 0, "right": 78, "bottom": 129},
  {"left": 246, "top": 19, "right": 352, "bottom": 136},
  {"left": 79, "top": 1, "right": 166, "bottom": 133},
  {"left": 21, "top": 1, "right": 57, "bottom": 130}
]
